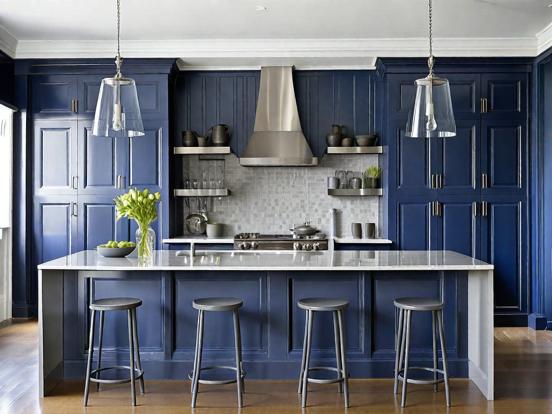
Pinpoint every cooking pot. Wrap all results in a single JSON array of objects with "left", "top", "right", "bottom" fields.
[{"left": 289, "top": 222, "right": 319, "bottom": 237}]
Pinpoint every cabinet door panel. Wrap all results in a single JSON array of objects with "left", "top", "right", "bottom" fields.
[
  {"left": 79, "top": 75, "right": 105, "bottom": 118},
  {"left": 438, "top": 120, "right": 478, "bottom": 195},
  {"left": 481, "top": 119, "right": 525, "bottom": 193},
  {"left": 78, "top": 120, "right": 125, "bottom": 195},
  {"left": 397, "top": 201, "right": 432, "bottom": 250},
  {"left": 482, "top": 73, "right": 526, "bottom": 116},
  {"left": 481, "top": 201, "right": 525, "bottom": 312},
  {"left": 446, "top": 74, "right": 480, "bottom": 119},
  {"left": 32, "top": 75, "right": 78, "bottom": 117},
  {"left": 33, "top": 198, "right": 75, "bottom": 266},
  {"left": 33, "top": 120, "right": 77, "bottom": 196},
  {"left": 440, "top": 200, "right": 476, "bottom": 257},
  {"left": 78, "top": 197, "right": 125, "bottom": 250},
  {"left": 396, "top": 128, "right": 431, "bottom": 192},
  {"left": 128, "top": 123, "right": 162, "bottom": 190}
]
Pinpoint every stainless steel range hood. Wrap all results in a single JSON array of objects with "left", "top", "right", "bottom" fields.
[{"left": 240, "top": 66, "right": 318, "bottom": 166}]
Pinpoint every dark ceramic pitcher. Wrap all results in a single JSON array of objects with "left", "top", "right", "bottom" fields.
[{"left": 209, "top": 124, "right": 229, "bottom": 146}]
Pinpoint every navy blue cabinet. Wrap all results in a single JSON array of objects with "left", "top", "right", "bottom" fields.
[
  {"left": 31, "top": 67, "right": 171, "bottom": 271},
  {"left": 385, "top": 62, "right": 530, "bottom": 325}
]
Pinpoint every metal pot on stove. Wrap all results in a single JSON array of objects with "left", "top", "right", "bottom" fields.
[{"left": 289, "top": 222, "right": 319, "bottom": 237}]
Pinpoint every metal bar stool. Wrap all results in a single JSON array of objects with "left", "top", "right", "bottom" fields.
[
  {"left": 189, "top": 297, "right": 245, "bottom": 408},
  {"left": 393, "top": 297, "right": 450, "bottom": 408},
  {"left": 83, "top": 297, "right": 145, "bottom": 407},
  {"left": 297, "top": 298, "right": 350, "bottom": 408}
]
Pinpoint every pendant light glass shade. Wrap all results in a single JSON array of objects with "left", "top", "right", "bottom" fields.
[
  {"left": 92, "top": 0, "right": 144, "bottom": 138},
  {"left": 405, "top": 75, "right": 456, "bottom": 138},
  {"left": 92, "top": 77, "right": 144, "bottom": 138}
]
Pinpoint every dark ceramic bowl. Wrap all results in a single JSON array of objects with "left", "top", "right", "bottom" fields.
[
  {"left": 355, "top": 134, "right": 378, "bottom": 146},
  {"left": 341, "top": 137, "right": 354, "bottom": 147},
  {"left": 97, "top": 246, "right": 135, "bottom": 258}
]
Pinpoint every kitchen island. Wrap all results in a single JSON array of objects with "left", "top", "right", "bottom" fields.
[{"left": 38, "top": 250, "right": 494, "bottom": 400}]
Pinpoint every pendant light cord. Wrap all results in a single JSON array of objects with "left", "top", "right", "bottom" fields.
[
  {"left": 428, "top": 0, "right": 434, "bottom": 75},
  {"left": 115, "top": 0, "right": 122, "bottom": 78}
]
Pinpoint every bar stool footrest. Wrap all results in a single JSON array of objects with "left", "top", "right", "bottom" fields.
[
  {"left": 89, "top": 365, "right": 144, "bottom": 385},
  {"left": 188, "top": 365, "right": 246, "bottom": 385},
  {"left": 398, "top": 366, "right": 446, "bottom": 385},
  {"left": 306, "top": 366, "right": 346, "bottom": 385}
]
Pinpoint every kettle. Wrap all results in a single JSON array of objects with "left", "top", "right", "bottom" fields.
[{"left": 208, "top": 124, "right": 229, "bottom": 146}]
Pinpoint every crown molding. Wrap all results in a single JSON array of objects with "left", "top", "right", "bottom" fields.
[
  {"left": 12, "top": 37, "right": 538, "bottom": 64},
  {"left": 0, "top": 24, "right": 17, "bottom": 58},
  {"left": 537, "top": 22, "right": 552, "bottom": 56}
]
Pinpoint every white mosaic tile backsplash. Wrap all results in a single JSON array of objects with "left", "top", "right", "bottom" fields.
[{"left": 180, "top": 154, "right": 381, "bottom": 238}]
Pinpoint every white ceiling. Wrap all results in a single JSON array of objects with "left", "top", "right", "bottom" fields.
[{"left": 0, "top": 0, "right": 551, "bottom": 67}]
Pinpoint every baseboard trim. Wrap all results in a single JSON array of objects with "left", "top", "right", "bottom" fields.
[{"left": 494, "top": 314, "right": 528, "bottom": 327}]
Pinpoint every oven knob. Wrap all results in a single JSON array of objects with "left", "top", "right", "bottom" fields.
[
  {"left": 312, "top": 242, "right": 320, "bottom": 251},
  {"left": 303, "top": 243, "right": 313, "bottom": 251},
  {"left": 250, "top": 241, "right": 258, "bottom": 250},
  {"left": 293, "top": 242, "right": 301, "bottom": 250},
  {"left": 238, "top": 242, "right": 251, "bottom": 250}
]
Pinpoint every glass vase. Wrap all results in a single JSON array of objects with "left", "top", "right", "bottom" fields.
[{"left": 136, "top": 225, "right": 155, "bottom": 262}]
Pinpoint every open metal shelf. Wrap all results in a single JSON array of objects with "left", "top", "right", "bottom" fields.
[
  {"left": 174, "top": 188, "right": 231, "bottom": 197},
  {"left": 327, "top": 188, "right": 383, "bottom": 196}
]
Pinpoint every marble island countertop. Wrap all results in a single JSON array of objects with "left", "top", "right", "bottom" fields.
[{"left": 38, "top": 250, "right": 493, "bottom": 271}]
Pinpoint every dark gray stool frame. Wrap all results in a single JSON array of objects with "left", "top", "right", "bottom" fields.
[
  {"left": 83, "top": 298, "right": 145, "bottom": 407},
  {"left": 189, "top": 297, "right": 245, "bottom": 408},
  {"left": 393, "top": 297, "right": 451, "bottom": 408},
  {"left": 297, "top": 298, "right": 350, "bottom": 408}
]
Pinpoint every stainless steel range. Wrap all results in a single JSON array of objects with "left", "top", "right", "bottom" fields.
[{"left": 234, "top": 233, "right": 328, "bottom": 251}]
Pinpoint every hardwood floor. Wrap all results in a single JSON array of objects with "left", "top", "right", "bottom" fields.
[{"left": 2, "top": 320, "right": 552, "bottom": 413}]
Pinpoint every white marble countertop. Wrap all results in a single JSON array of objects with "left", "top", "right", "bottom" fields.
[{"left": 38, "top": 250, "right": 493, "bottom": 271}]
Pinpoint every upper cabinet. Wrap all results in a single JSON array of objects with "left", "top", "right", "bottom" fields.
[
  {"left": 389, "top": 71, "right": 528, "bottom": 196},
  {"left": 32, "top": 75, "right": 79, "bottom": 118}
]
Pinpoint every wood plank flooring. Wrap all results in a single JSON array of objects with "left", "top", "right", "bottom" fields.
[{"left": 2, "top": 320, "right": 552, "bottom": 413}]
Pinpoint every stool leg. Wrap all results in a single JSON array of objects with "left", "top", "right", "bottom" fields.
[
  {"left": 132, "top": 308, "right": 145, "bottom": 394},
  {"left": 127, "top": 310, "right": 137, "bottom": 406},
  {"left": 191, "top": 310, "right": 204, "bottom": 408},
  {"left": 236, "top": 309, "right": 245, "bottom": 394},
  {"left": 400, "top": 310, "right": 412, "bottom": 408},
  {"left": 437, "top": 310, "right": 451, "bottom": 407},
  {"left": 190, "top": 309, "right": 201, "bottom": 394},
  {"left": 233, "top": 309, "right": 244, "bottom": 408},
  {"left": 333, "top": 311, "right": 343, "bottom": 393},
  {"left": 83, "top": 309, "right": 96, "bottom": 407},
  {"left": 393, "top": 307, "right": 404, "bottom": 395},
  {"left": 337, "top": 309, "right": 349, "bottom": 408},
  {"left": 301, "top": 310, "right": 314, "bottom": 408},
  {"left": 297, "top": 309, "right": 309, "bottom": 394},
  {"left": 96, "top": 310, "right": 104, "bottom": 391},
  {"left": 432, "top": 310, "right": 438, "bottom": 392}
]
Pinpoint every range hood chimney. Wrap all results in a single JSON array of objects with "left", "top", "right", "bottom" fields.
[{"left": 240, "top": 66, "right": 318, "bottom": 166}]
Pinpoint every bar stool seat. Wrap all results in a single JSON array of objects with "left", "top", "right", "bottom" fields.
[
  {"left": 394, "top": 297, "right": 443, "bottom": 311},
  {"left": 393, "top": 297, "right": 450, "bottom": 408},
  {"left": 298, "top": 298, "right": 349, "bottom": 311},
  {"left": 84, "top": 297, "right": 145, "bottom": 407},
  {"left": 297, "top": 297, "right": 350, "bottom": 408},
  {"left": 190, "top": 297, "right": 245, "bottom": 408},
  {"left": 192, "top": 297, "right": 243, "bottom": 311},
  {"left": 90, "top": 297, "right": 142, "bottom": 311}
]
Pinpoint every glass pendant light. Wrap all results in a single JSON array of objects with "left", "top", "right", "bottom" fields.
[
  {"left": 93, "top": 0, "right": 144, "bottom": 138},
  {"left": 405, "top": 0, "right": 456, "bottom": 138}
]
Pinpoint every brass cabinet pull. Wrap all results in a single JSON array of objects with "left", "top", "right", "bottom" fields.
[
  {"left": 437, "top": 201, "right": 442, "bottom": 217},
  {"left": 431, "top": 174, "right": 436, "bottom": 189},
  {"left": 431, "top": 201, "right": 435, "bottom": 216},
  {"left": 438, "top": 174, "right": 444, "bottom": 189},
  {"left": 480, "top": 98, "right": 485, "bottom": 113}
]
